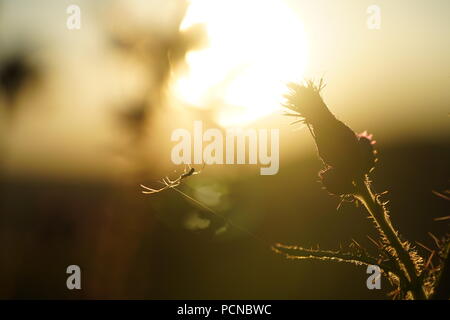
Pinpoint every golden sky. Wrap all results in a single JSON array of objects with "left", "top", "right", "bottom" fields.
[{"left": 0, "top": 0, "right": 448, "bottom": 179}]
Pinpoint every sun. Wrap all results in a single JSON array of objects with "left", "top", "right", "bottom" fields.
[{"left": 174, "top": 0, "right": 307, "bottom": 127}]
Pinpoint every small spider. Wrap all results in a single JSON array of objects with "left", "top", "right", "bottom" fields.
[{"left": 140, "top": 164, "right": 203, "bottom": 194}]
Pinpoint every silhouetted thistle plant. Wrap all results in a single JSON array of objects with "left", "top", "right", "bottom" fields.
[{"left": 274, "top": 80, "right": 449, "bottom": 300}]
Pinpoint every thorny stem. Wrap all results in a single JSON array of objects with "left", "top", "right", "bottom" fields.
[
  {"left": 354, "top": 177, "right": 427, "bottom": 300},
  {"left": 430, "top": 241, "right": 450, "bottom": 300},
  {"left": 272, "top": 244, "right": 398, "bottom": 275}
]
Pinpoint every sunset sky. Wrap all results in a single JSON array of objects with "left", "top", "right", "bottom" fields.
[{"left": 0, "top": 0, "right": 448, "bottom": 178}]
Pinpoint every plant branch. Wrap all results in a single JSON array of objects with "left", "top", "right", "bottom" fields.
[
  {"left": 430, "top": 241, "right": 450, "bottom": 300},
  {"left": 354, "top": 177, "right": 427, "bottom": 299},
  {"left": 272, "top": 243, "right": 398, "bottom": 276}
]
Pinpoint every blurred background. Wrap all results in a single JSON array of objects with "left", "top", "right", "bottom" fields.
[{"left": 0, "top": 0, "right": 448, "bottom": 299}]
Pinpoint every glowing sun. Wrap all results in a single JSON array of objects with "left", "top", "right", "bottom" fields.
[{"left": 174, "top": 0, "right": 307, "bottom": 127}]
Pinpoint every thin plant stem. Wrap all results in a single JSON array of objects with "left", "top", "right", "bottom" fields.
[
  {"left": 354, "top": 177, "right": 427, "bottom": 300},
  {"left": 273, "top": 243, "right": 398, "bottom": 275}
]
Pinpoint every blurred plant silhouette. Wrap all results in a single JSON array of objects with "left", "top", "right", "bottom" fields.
[
  {"left": 0, "top": 53, "right": 38, "bottom": 112},
  {"left": 273, "top": 80, "right": 450, "bottom": 300},
  {"left": 104, "top": 0, "right": 206, "bottom": 180}
]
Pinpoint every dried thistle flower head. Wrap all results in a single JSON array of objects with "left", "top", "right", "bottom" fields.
[{"left": 283, "top": 80, "right": 377, "bottom": 195}]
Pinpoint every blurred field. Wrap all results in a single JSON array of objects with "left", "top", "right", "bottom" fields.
[{"left": 0, "top": 139, "right": 448, "bottom": 299}]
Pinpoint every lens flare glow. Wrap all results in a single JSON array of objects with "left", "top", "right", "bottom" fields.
[{"left": 174, "top": 0, "right": 307, "bottom": 127}]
